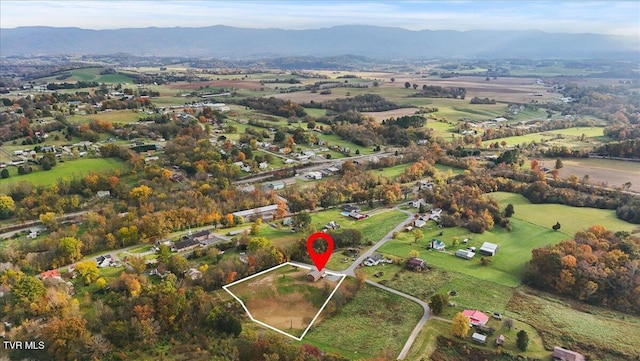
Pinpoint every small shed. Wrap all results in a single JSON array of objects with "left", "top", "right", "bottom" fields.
[
  {"left": 495, "top": 334, "right": 505, "bottom": 346},
  {"left": 307, "top": 270, "right": 323, "bottom": 282},
  {"left": 472, "top": 333, "right": 487, "bottom": 344},
  {"left": 455, "top": 249, "right": 475, "bottom": 260},
  {"left": 414, "top": 219, "right": 427, "bottom": 228}
]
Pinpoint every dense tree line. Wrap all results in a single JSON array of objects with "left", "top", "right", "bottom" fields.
[
  {"left": 592, "top": 139, "right": 640, "bottom": 158},
  {"left": 46, "top": 81, "right": 100, "bottom": 90},
  {"left": 235, "top": 97, "right": 306, "bottom": 118},
  {"left": 524, "top": 226, "right": 640, "bottom": 314},
  {"left": 469, "top": 97, "right": 496, "bottom": 104},
  {"left": 303, "top": 94, "right": 400, "bottom": 113},
  {"left": 424, "top": 182, "right": 507, "bottom": 233},
  {"left": 384, "top": 115, "right": 426, "bottom": 129},
  {"left": 411, "top": 85, "right": 466, "bottom": 99}
]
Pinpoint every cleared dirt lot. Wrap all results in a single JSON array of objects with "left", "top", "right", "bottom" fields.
[
  {"left": 542, "top": 158, "right": 640, "bottom": 192},
  {"left": 227, "top": 265, "right": 341, "bottom": 337},
  {"left": 167, "top": 79, "right": 265, "bottom": 90}
]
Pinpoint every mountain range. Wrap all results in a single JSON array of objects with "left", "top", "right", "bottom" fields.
[{"left": 1, "top": 25, "right": 638, "bottom": 59}]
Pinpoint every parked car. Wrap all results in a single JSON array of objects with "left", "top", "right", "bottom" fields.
[{"left": 493, "top": 312, "right": 502, "bottom": 320}]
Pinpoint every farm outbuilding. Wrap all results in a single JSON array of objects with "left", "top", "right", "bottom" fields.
[
  {"left": 455, "top": 249, "right": 475, "bottom": 260},
  {"left": 472, "top": 333, "right": 487, "bottom": 344},
  {"left": 552, "top": 346, "right": 586, "bottom": 361},
  {"left": 479, "top": 242, "right": 499, "bottom": 256},
  {"left": 306, "top": 270, "right": 323, "bottom": 282}
]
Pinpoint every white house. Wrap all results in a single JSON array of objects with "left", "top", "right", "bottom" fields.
[
  {"left": 414, "top": 219, "right": 427, "bottom": 228},
  {"left": 306, "top": 171, "right": 322, "bottom": 180}
]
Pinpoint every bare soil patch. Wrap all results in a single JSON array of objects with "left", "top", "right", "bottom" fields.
[
  {"left": 168, "top": 80, "right": 264, "bottom": 90},
  {"left": 362, "top": 107, "right": 420, "bottom": 122},
  {"left": 227, "top": 265, "right": 341, "bottom": 336},
  {"left": 542, "top": 158, "right": 640, "bottom": 192}
]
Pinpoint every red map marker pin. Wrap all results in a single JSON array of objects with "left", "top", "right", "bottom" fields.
[{"left": 306, "top": 232, "right": 334, "bottom": 272}]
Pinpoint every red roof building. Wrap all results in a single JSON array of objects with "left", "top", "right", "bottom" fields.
[
  {"left": 462, "top": 310, "right": 489, "bottom": 326},
  {"left": 39, "top": 269, "right": 61, "bottom": 280}
]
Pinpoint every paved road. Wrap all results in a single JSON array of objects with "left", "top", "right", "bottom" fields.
[
  {"left": 293, "top": 207, "right": 430, "bottom": 360},
  {"left": 344, "top": 209, "right": 414, "bottom": 276}
]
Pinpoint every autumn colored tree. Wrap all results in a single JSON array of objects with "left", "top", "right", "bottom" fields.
[
  {"left": 75, "top": 260, "right": 100, "bottom": 285},
  {"left": 41, "top": 315, "right": 91, "bottom": 361},
  {"left": 39, "top": 211, "right": 58, "bottom": 230},
  {"left": 56, "top": 236, "right": 83, "bottom": 266},
  {"left": 451, "top": 312, "right": 470, "bottom": 338},
  {"left": 408, "top": 249, "right": 420, "bottom": 258},
  {"left": 0, "top": 194, "right": 15, "bottom": 219},
  {"left": 411, "top": 229, "right": 423, "bottom": 243}
]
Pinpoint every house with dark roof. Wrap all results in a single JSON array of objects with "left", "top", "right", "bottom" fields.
[
  {"left": 552, "top": 346, "right": 586, "bottom": 361},
  {"left": 406, "top": 257, "right": 426, "bottom": 271},
  {"left": 171, "top": 238, "right": 200, "bottom": 252},
  {"left": 96, "top": 255, "right": 113, "bottom": 268}
]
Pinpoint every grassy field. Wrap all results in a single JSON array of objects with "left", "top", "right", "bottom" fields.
[
  {"left": 305, "top": 281, "right": 423, "bottom": 359},
  {"left": 0, "top": 158, "right": 127, "bottom": 189},
  {"left": 482, "top": 126, "right": 608, "bottom": 148},
  {"left": 68, "top": 109, "right": 143, "bottom": 124},
  {"left": 507, "top": 291, "right": 640, "bottom": 360},
  {"left": 488, "top": 192, "right": 639, "bottom": 236},
  {"left": 379, "top": 217, "right": 567, "bottom": 287},
  {"left": 38, "top": 67, "right": 136, "bottom": 84},
  {"left": 311, "top": 209, "right": 409, "bottom": 271}
]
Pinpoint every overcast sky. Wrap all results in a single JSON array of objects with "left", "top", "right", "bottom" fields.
[{"left": 1, "top": 1, "right": 639, "bottom": 36}]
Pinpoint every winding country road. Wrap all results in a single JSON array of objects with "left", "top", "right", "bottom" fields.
[{"left": 293, "top": 207, "right": 432, "bottom": 360}]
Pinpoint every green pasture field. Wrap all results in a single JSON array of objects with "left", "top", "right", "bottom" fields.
[
  {"left": 305, "top": 281, "right": 423, "bottom": 360},
  {"left": 434, "top": 163, "right": 464, "bottom": 177},
  {"left": 304, "top": 108, "right": 327, "bottom": 118},
  {"left": 37, "top": 67, "right": 135, "bottom": 84},
  {"left": 314, "top": 133, "right": 376, "bottom": 155},
  {"left": 0, "top": 158, "right": 127, "bottom": 189},
  {"left": 482, "top": 126, "right": 607, "bottom": 147},
  {"left": 507, "top": 291, "right": 640, "bottom": 360},
  {"left": 488, "top": 192, "right": 638, "bottom": 235},
  {"left": 311, "top": 209, "right": 409, "bottom": 271},
  {"left": 507, "top": 107, "right": 548, "bottom": 123},
  {"left": 374, "top": 163, "right": 411, "bottom": 179},
  {"left": 67, "top": 109, "right": 143, "bottom": 124},
  {"left": 255, "top": 224, "right": 300, "bottom": 248},
  {"left": 379, "top": 218, "right": 567, "bottom": 287}
]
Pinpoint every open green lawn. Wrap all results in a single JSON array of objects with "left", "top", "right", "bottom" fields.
[
  {"left": 482, "top": 127, "right": 608, "bottom": 148},
  {"left": 488, "top": 192, "right": 638, "bottom": 236},
  {"left": 68, "top": 109, "right": 143, "bottom": 124},
  {"left": 310, "top": 209, "right": 409, "bottom": 271},
  {"left": 0, "top": 158, "right": 127, "bottom": 188},
  {"left": 375, "top": 163, "right": 411, "bottom": 179},
  {"left": 305, "top": 281, "right": 423, "bottom": 360},
  {"left": 507, "top": 291, "right": 640, "bottom": 360},
  {"left": 379, "top": 218, "right": 567, "bottom": 287}
]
